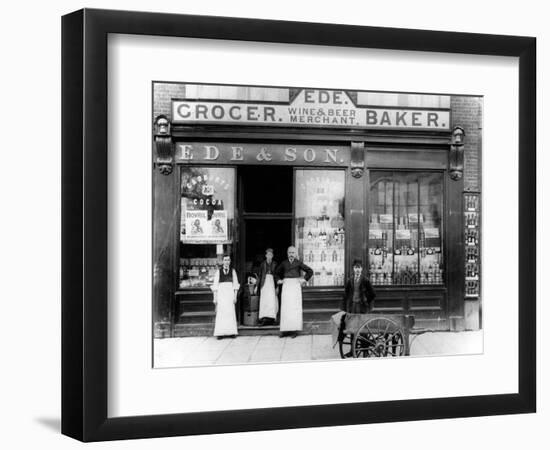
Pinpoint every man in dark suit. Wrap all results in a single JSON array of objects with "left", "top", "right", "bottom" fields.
[{"left": 341, "top": 259, "right": 376, "bottom": 313}]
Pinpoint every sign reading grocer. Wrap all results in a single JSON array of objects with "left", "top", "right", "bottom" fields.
[{"left": 172, "top": 89, "right": 450, "bottom": 130}]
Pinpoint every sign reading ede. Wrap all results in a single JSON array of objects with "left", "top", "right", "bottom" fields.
[
  {"left": 171, "top": 88, "right": 450, "bottom": 130},
  {"left": 303, "top": 89, "right": 346, "bottom": 104}
]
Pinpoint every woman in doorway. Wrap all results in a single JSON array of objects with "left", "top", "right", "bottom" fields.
[
  {"left": 211, "top": 254, "right": 240, "bottom": 339},
  {"left": 256, "top": 248, "right": 279, "bottom": 326}
]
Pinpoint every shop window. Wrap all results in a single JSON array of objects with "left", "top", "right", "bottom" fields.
[
  {"left": 179, "top": 167, "right": 235, "bottom": 288},
  {"left": 295, "top": 169, "right": 346, "bottom": 286},
  {"left": 368, "top": 171, "right": 444, "bottom": 286}
]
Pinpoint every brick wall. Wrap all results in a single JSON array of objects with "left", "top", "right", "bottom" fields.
[
  {"left": 451, "top": 96, "right": 483, "bottom": 192},
  {"left": 153, "top": 82, "right": 187, "bottom": 120}
]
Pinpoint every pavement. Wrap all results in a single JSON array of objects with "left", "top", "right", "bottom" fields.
[{"left": 154, "top": 330, "right": 483, "bottom": 368}]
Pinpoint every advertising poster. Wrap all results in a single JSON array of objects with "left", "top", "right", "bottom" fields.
[
  {"left": 209, "top": 210, "right": 228, "bottom": 241},
  {"left": 184, "top": 210, "right": 207, "bottom": 240},
  {"left": 181, "top": 205, "right": 229, "bottom": 243}
]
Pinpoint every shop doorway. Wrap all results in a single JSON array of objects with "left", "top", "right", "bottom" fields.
[
  {"left": 243, "top": 219, "right": 292, "bottom": 275},
  {"left": 239, "top": 166, "right": 294, "bottom": 325},
  {"left": 239, "top": 165, "right": 294, "bottom": 273}
]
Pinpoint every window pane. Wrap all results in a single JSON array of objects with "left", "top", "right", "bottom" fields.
[
  {"left": 179, "top": 167, "right": 235, "bottom": 288},
  {"left": 368, "top": 172, "right": 394, "bottom": 285},
  {"left": 393, "top": 173, "right": 419, "bottom": 284},
  {"left": 295, "top": 170, "right": 345, "bottom": 286},
  {"left": 418, "top": 173, "right": 444, "bottom": 284},
  {"left": 368, "top": 171, "right": 444, "bottom": 286}
]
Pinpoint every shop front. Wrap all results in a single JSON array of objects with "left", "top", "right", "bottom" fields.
[{"left": 152, "top": 84, "right": 481, "bottom": 337}]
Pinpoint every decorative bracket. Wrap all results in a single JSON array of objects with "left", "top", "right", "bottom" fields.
[
  {"left": 350, "top": 141, "right": 365, "bottom": 178},
  {"left": 154, "top": 115, "right": 174, "bottom": 175},
  {"left": 449, "top": 126, "right": 465, "bottom": 181}
]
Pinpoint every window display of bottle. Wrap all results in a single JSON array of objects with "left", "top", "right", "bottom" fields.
[
  {"left": 179, "top": 255, "right": 220, "bottom": 288},
  {"left": 296, "top": 170, "right": 345, "bottom": 287},
  {"left": 369, "top": 172, "right": 444, "bottom": 286}
]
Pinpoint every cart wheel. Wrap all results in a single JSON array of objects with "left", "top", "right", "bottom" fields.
[
  {"left": 352, "top": 317, "right": 406, "bottom": 358},
  {"left": 338, "top": 333, "right": 354, "bottom": 358}
]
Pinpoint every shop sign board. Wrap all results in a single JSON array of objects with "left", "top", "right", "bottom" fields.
[
  {"left": 176, "top": 142, "right": 351, "bottom": 166},
  {"left": 172, "top": 89, "right": 450, "bottom": 130}
]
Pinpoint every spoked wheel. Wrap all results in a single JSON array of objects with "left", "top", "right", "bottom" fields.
[
  {"left": 338, "top": 333, "right": 354, "bottom": 358},
  {"left": 352, "top": 317, "right": 406, "bottom": 358}
]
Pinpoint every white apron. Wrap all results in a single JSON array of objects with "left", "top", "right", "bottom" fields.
[
  {"left": 213, "top": 282, "right": 238, "bottom": 336},
  {"left": 280, "top": 278, "right": 303, "bottom": 332},
  {"left": 259, "top": 274, "right": 278, "bottom": 319}
]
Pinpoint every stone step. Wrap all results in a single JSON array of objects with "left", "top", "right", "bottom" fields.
[
  {"left": 177, "top": 289, "right": 342, "bottom": 302},
  {"left": 179, "top": 311, "right": 215, "bottom": 324},
  {"left": 178, "top": 295, "right": 340, "bottom": 312},
  {"left": 172, "top": 321, "right": 333, "bottom": 337},
  {"left": 173, "top": 323, "right": 214, "bottom": 337},
  {"left": 180, "top": 302, "right": 216, "bottom": 313},
  {"left": 180, "top": 301, "right": 341, "bottom": 314}
]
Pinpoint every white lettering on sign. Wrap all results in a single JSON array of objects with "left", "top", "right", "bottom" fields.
[
  {"left": 204, "top": 145, "right": 219, "bottom": 160},
  {"left": 324, "top": 148, "right": 338, "bottom": 163},
  {"left": 256, "top": 147, "right": 272, "bottom": 162},
  {"left": 171, "top": 89, "right": 450, "bottom": 130},
  {"left": 284, "top": 147, "right": 297, "bottom": 162},
  {"left": 176, "top": 144, "right": 349, "bottom": 166},
  {"left": 303, "top": 148, "right": 316, "bottom": 162},
  {"left": 180, "top": 145, "right": 193, "bottom": 160},
  {"left": 231, "top": 146, "right": 244, "bottom": 161}
]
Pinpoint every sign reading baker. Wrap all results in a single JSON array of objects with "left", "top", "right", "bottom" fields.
[{"left": 172, "top": 89, "right": 450, "bottom": 130}]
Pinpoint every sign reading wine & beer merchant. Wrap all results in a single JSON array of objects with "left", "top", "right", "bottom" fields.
[{"left": 172, "top": 89, "right": 450, "bottom": 130}]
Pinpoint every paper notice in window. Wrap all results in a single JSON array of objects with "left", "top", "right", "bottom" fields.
[
  {"left": 379, "top": 214, "right": 393, "bottom": 224},
  {"left": 424, "top": 228, "right": 440, "bottom": 238},
  {"left": 184, "top": 210, "right": 208, "bottom": 239},
  {"left": 369, "top": 229, "right": 383, "bottom": 239},
  {"left": 182, "top": 210, "right": 229, "bottom": 243},
  {"left": 396, "top": 229, "right": 411, "bottom": 239},
  {"left": 209, "top": 210, "right": 228, "bottom": 240}
]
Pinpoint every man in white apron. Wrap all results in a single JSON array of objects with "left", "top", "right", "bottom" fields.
[
  {"left": 275, "top": 246, "right": 314, "bottom": 338},
  {"left": 211, "top": 255, "right": 240, "bottom": 339},
  {"left": 256, "top": 248, "right": 279, "bottom": 326}
]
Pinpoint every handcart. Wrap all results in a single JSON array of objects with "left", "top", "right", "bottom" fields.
[{"left": 336, "top": 313, "right": 418, "bottom": 358}]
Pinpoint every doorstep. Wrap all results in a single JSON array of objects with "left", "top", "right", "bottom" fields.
[{"left": 172, "top": 320, "right": 334, "bottom": 337}]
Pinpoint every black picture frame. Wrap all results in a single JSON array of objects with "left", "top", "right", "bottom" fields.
[{"left": 61, "top": 8, "right": 536, "bottom": 442}]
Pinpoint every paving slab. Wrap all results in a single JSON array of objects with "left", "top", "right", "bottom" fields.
[{"left": 154, "top": 331, "right": 483, "bottom": 368}]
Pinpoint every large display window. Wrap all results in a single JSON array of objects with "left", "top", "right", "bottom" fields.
[
  {"left": 295, "top": 169, "right": 346, "bottom": 287},
  {"left": 368, "top": 171, "right": 444, "bottom": 286},
  {"left": 179, "top": 167, "right": 236, "bottom": 288}
]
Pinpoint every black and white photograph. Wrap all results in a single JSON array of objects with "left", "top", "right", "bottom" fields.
[
  {"left": 2, "top": 0, "right": 544, "bottom": 447},
  {"left": 152, "top": 82, "right": 484, "bottom": 368}
]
